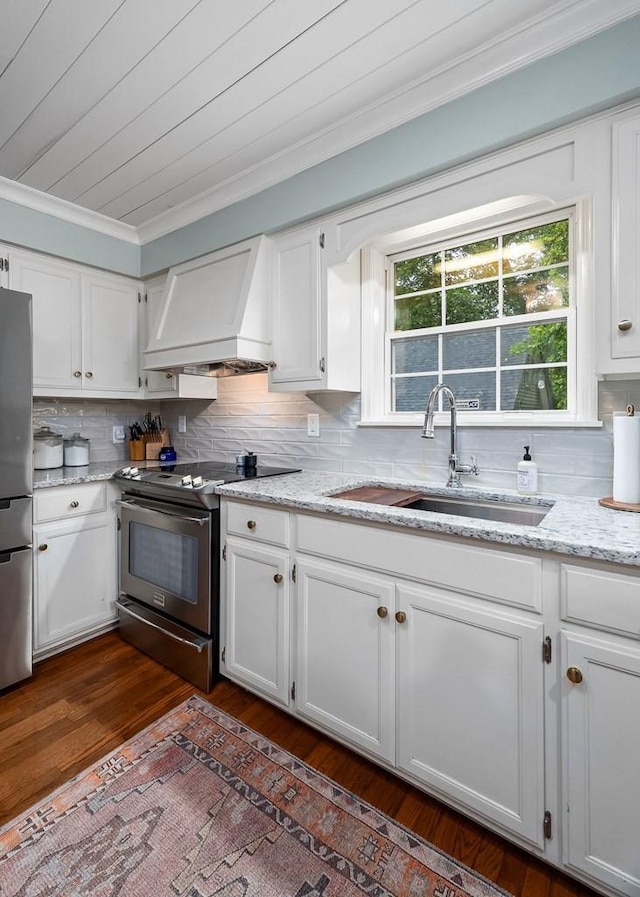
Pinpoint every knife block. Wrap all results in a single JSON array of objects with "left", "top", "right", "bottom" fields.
[
  {"left": 144, "top": 429, "right": 170, "bottom": 460},
  {"left": 128, "top": 440, "right": 145, "bottom": 461}
]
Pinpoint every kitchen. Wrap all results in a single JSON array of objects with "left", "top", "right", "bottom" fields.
[{"left": 2, "top": 3, "right": 640, "bottom": 897}]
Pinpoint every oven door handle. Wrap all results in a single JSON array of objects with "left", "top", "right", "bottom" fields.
[
  {"left": 116, "top": 599, "right": 207, "bottom": 653},
  {"left": 116, "top": 498, "right": 208, "bottom": 526}
]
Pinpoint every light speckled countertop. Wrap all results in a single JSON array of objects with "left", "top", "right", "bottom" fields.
[
  {"left": 216, "top": 471, "right": 640, "bottom": 568},
  {"left": 34, "top": 464, "right": 640, "bottom": 568}
]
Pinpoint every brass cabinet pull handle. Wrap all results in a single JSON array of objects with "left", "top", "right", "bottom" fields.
[
  {"left": 247, "top": 520, "right": 256, "bottom": 530},
  {"left": 85, "top": 371, "right": 93, "bottom": 378},
  {"left": 395, "top": 611, "right": 407, "bottom": 624},
  {"left": 377, "top": 606, "right": 388, "bottom": 618},
  {"left": 73, "top": 370, "right": 82, "bottom": 378},
  {"left": 618, "top": 319, "right": 633, "bottom": 332},
  {"left": 567, "top": 666, "right": 583, "bottom": 684},
  {"left": 38, "top": 543, "right": 48, "bottom": 551},
  {"left": 273, "top": 573, "right": 283, "bottom": 584},
  {"left": 70, "top": 500, "right": 79, "bottom": 508}
]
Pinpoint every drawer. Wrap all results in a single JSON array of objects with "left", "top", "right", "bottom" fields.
[
  {"left": 561, "top": 563, "right": 640, "bottom": 639},
  {"left": 225, "top": 500, "right": 290, "bottom": 548},
  {"left": 297, "top": 513, "right": 542, "bottom": 612},
  {"left": 34, "top": 482, "right": 107, "bottom": 524}
]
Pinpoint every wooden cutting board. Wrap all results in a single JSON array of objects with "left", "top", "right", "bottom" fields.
[{"left": 332, "top": 486, "right": 423, "bottom": 506}]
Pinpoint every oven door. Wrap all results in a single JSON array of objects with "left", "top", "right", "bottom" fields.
[{"left": 118, "top": 495, "right": 213, "bottom": 633}]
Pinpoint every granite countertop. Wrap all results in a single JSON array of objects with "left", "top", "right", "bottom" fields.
[
  {"left": 215, "top": 471, "right": 640, "bottom": 568},
  {"left": 33, "top": 461, "right": 126, "bottom": 488}
]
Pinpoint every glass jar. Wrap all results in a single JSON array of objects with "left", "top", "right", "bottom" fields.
[
  {"left": 33, "top": 426, "right": 64, "bottom": 469},
  {"left": 63, "top": 432, "right": 90, "bottom": 467}
]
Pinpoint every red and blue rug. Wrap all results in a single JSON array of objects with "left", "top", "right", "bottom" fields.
[{"left": 0, "top": 695, "right": 511, "bottom": 896}]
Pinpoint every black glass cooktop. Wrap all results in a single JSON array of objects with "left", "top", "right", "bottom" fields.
[{"left": 163, "top": 461, "right": 300, "bottom": 483}]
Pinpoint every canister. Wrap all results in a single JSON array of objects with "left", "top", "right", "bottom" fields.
[
  {"left": 63, "top": 432, "right": 90, "bottom": 467},
  {"left": 33, "top": 426, "right": 64, "bottom": 469}
]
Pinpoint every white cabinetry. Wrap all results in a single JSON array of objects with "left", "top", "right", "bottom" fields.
[
  {"left": 610, "top": 113, "right": 640, "bottom": 365},
  {"left": 269, "top": 225, "right": 360, "bottom": 392},
  {"left": 222, "top": 501, "right": 291, "bottom": 707},
  {"left": 10, "top": 248, "right": 142, "bottom": 398},
  {"left": 296, "top": 556, "right": 395, "bottom": 763},
  {"left": 141, "top": 275, "right": 218, "bottom": 400},
  {"left": 559, "top": 562, "right": 640, "bottom": 897},
  {"left": 33, "top": 482, "right": 118, "bottom": 659},
  {"left": 396, "top": 581, "right": 544, "bottom": 848}
]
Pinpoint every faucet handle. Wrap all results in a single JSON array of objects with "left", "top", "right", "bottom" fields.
[{"left": 470, "top": 454, "right": 480, "bottom": 475}]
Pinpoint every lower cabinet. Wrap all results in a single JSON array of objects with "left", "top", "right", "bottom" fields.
[
  {"left": 33, "top": 482, "right": 118, "bottom": 658},
  {"left": 396, "top": 581, "right": 545, "bottom": 848},
  {"left": 224, "top": 536, "right": 290, "bottom": 707},
  {"left": 562, "top": 630, "right": 640, "bottom": 896},
  {"left": 296, "top": 556, "right": 395, "bottom": 763}
]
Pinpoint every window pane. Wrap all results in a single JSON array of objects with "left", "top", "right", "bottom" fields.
[
  {"left": 501, "top": 321, "right": 567, "bottom": 366},
  {"left": 445, "top": 281, "right": 499, "bottom": 324},
  {"left": 394, "top": 375, "right": 439, "bottom": 411},
  {"left": 395, "top": 254, "right": 440, "bottom": 294},
  {"left": 444, "top": 238, "right": 498, "bottom": 285},
  {"left": 443, "top": 329, "right": 495, "bottom": 371},
  {"left": 503, "top": 220, "right": 569, "bottom": 274},
  {"left": 503, "top": 267, "right": 569, "bottom": 316},
  {"left": 395, "top": 293, "right": 441, "bottom": 330},
  {"left": 501, "top": 367, "right": 567, "bottom": 411},
  {"left": 443, "top": 371, "right": 496, "bottom": 411},
  {"left": 393, "top": 336, "right": 439, "bottom": 374}
]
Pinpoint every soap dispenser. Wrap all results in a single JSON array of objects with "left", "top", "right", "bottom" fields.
[{"left": 517, "top": 446, "right": 538, "bottom": 494}]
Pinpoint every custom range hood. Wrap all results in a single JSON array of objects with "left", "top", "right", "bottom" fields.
[{"left": 144, "top": 235, "right": 272, "bottom": 377}]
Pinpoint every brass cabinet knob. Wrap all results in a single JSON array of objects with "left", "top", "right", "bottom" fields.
[
  {"left": 70, "top": 500, "right": 79, "bottom": 508},
  {"left": 618, "top": 319, "right": 633, "bottom": 332},
  {"left": 567, "top": 666, "right": 584, "bottom": 684},
  {"left": 395, "top": 611, "right": 407, "bottom": 624},
  {"left": 38, "top": 543, "right": 48, "bottom": 551},
  {"left": 85, "top": 371, "right": 93, "bottom": 378},
  {"left": 273, "top": 573, "right": 283, "bottom": 584},
  {"left": 247, "top": 520, "right": 256, "bottom": 530},
  {"left": 73, "top": 370, "right": 82, "bottom": 378},
  {"left": 376, "top": 606, "right": 388, "bottom": 618}
]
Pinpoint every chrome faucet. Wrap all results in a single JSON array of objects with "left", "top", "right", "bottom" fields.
[{"left": 422, "top": 383, "right": 479, "bottom": 487}]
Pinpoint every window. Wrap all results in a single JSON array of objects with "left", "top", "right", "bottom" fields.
[
  {"left": 391, "top": 215, "right": 571, "bottom": 415},
  {"left": 361, "top": 204, "right": 596, "bottom": 427}
]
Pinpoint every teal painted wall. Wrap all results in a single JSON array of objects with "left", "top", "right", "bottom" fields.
[
  {"left": 1, "top": 14, "right": 640, "bottom": 278},
  {"left": 0, "top": 199, "right": 139, "bottom": 276},
  {"left": 141, "top": 14, "right": 640, "bottom": 275}
]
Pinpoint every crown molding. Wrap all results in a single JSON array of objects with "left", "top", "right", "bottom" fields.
[{"left": 0, "top": 175, "right": 140, "bottom": 244}]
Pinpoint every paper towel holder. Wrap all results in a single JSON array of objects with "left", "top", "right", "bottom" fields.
[
  {"left": 600, "top": 402, "right": 640, "bottom": 511},
  {"left": 627, "top": 404, "right": 635, "bottom": 416}
]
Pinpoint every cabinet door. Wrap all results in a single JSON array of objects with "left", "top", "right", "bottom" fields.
[
  {"left": 269, "top": 226, "right": 323, "bottom": 388},
  {"left": 142, "top": 276, "right": 177, "bottom": 397},
  {"left": 562, "top": 631, "right": 640, "bottom": 896},
  {"left": 33, "top": 510, "right": 117, "bottom": 655},
  {"left": 396, "top": 581, "right": 545, "bottom": 848},
  {"left": 82, "top": 272, "right": 141, "bottom": 396},
  {"left": 296, "top": 556, "right": 395, "bottom": 763},
  {"left": 611, "top": 115, "right": 640, "bottom": 359},
  {"left": 11, "top": 250, "right": 83, "bottom": 392},
  {"left": 224, "top": 537, "right": 290, "bottom": 707},
  {"left": 0, "top": 246, "right": 9, "bottom": 288}
]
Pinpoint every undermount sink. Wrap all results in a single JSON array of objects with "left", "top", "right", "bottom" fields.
[{"left": 404, "top": 493, "right": 550, "bottom": 526}]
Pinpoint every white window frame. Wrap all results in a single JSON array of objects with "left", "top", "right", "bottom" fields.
[{"left": 360, "top": 198, "right": 598, "bottom": 428}]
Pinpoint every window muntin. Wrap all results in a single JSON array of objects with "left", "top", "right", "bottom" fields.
[{"left": 389, "top": 216, "right": 571, "bottom": 415}]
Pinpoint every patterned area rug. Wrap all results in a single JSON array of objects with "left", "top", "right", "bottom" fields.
[{"left": 0, "top": 696, "right": 512, "bottom": 896}]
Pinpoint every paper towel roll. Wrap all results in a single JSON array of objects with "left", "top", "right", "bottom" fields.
[{"left": 612, "top": 412, "right": 640, "bottom": 504}]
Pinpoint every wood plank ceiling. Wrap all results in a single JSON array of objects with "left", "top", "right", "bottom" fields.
[{"left": 0, "top": 0, "right": 639, "bottom": 234}]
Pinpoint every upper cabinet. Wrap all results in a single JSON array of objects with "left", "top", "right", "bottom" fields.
[
  {"left": 9, "top": 248, "right": 143, "bottom": 399},
  {"left": 269, "top": 225, "right": 361, "bottom": 392},
  {"left": 610, "top": 112, "right": 640, "bottom": 366}
]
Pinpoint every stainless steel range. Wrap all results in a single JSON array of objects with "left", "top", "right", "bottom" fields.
[{"left": 114, "top": 461, "right": 299, "bottom": 691}]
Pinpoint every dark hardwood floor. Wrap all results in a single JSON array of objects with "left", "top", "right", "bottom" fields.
[{"left": 0, "top": 633, "right": 602, "bottom": 897}]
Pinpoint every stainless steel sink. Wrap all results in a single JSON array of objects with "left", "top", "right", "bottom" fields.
[{"left": 404, "top": 494, "right": 551, "bottom": 526}]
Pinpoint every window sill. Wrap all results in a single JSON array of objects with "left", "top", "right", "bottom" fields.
[{"left": 358, "top": 414, "right": 603, "bottom": 428}]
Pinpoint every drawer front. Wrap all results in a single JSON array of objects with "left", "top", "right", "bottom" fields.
[
  {"left": 561, "top": 563, "right": 640, "bottom": 638},
  {"left": 226, "top": 501, "right": 290, "bottom": 548},
  {"left": 34, "top": 482, "right": 107, "bottom": 523},
  {"left": 297, "top": 514, "right": 542, "bottom": 612}
]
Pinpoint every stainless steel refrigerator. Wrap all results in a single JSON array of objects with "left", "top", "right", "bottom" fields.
[{"left": 0, "top": 288, "right": 33, "bottom": 690}]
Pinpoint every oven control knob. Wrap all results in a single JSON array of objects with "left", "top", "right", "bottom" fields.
[
  {"left": 130, "top": 467, "right": 139, "bottom": 477},
  {"left": 181, "top": 475, "right": 193, "bottom": 486},
  {"left": 122, "top": 467, "right": 131, "bottom": 476},
  {"left": 192, "top": 475, "right": 203, "bottom": 487}
]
